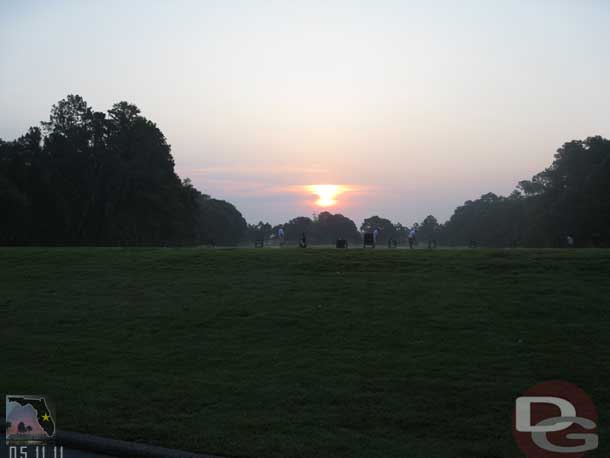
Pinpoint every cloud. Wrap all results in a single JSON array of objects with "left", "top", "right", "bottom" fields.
[
  {"left": 177, "top": 163, "right": 374, "bottom": 222},
  {"left": 177, "top": 164, "right": 341, "bottom": 196},
  {"left": 183, "top": 164, "right": 330, "bottom": 179}
]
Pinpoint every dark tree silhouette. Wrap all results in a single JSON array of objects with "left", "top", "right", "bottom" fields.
[
  {"left": 0, "top": 95, "right": 247, "bottom": 245},
  {"left": 438, "top": 136, "right": 610, "bottom": 247}
]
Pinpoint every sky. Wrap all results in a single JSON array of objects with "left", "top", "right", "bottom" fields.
[
  {"left": 2, "top": 0, "right": 610, "bottom": 226},
  {"left": 6, "top": 402, "right": 48, "bottom": 436}
]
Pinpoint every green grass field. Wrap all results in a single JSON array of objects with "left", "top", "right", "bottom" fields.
[{"left": 2, "top": 248, "right": 610, "bottom": 458}]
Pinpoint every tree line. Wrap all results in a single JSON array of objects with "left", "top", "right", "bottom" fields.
[
  {"left": 247, "top": 213, "right": 439, "bottom": 247},
  {"left": 439, "top": 136, "right": 610, "bottom": 247},
  {"left": 2, "top": 95, "right": 608, "bottom": 247},
  {"left": 0, "top": 95, "right": 246, "bottom": 245},
  {"left": 250, "top": 137, "right": 610, "bottom": 248}
]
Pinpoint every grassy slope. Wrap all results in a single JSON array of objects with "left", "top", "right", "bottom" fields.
[{"left": 1, "top": 248, "right": 609, "bottom": 458}]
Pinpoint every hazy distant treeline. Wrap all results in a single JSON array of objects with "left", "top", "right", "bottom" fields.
[
  {"left": 439, "top": 136, "right": 610, "bottom": 247},
  {"left": 2, "top": 95, "right": 608, "bottom": 247},
  {"left": 0, "top": 95, "right": 246, "bottom": 245},
  {"left": 251, "top": 137, "right": 610, "bottom": 248}
]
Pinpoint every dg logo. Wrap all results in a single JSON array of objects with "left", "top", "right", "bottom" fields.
[{"left": 513, "top": 381, "right": 598, "bottom": 458}]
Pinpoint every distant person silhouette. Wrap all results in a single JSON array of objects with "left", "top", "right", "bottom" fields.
[
  {"left": 408, "top": 228, "right": 416, "bottom": 249},
  {"left": 299, "top": 232, "right": 307, "bottom": 248},
  {"left": 278, "top": 227, "right": 285, "bottom": 246}
]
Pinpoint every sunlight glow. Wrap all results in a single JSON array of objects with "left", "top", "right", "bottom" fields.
[{"left": 306, "top": 184, "right": 348, "bottom": 207}]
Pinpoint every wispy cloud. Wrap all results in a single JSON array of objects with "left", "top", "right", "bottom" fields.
[
  {"left": 282, "top": 183, "right": 372, "bottom": 194},
  {"left": 185, "top": 165, "right": 330, "bottom": 178},
  {"left": 178, "top": 164, "right": 343, "bottom": 196},
  {"left": 177, "top": 164, "right": 373, "bottom": 218}
]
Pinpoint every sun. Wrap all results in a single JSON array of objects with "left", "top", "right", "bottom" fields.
[{"left": 306, "top": 184, "right": 348, "bottom": 207}]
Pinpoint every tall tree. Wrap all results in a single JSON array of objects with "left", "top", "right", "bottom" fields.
[{"left": 0, "top": 95, "right": 248, "bottom": 245}]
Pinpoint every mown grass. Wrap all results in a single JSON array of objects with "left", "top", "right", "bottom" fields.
[{"left": 1, "top": 247, "right": 609, "bottom": 458}]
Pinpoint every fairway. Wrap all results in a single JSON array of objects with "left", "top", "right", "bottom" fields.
[{"left": 2, "top": 248, "right": 610, "bottom": 458}]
